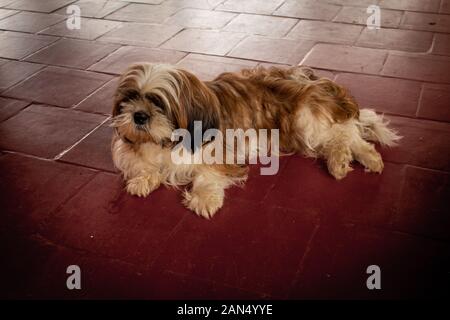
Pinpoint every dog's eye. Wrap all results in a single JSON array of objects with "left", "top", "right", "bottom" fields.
[
  {"left": 123, "top": 90, "right": 140, "bottom": 102},
  {"left": 145, "top": 94, "right": 165, "bottom": 110}
]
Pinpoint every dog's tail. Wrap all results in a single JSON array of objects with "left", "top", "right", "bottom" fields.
[{"left": 356, "top": 109, "right": 402, "bottom": 147}]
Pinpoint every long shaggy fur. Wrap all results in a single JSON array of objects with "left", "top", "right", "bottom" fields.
[{"left": 111, "top": 63, "right": 401, "bottom": 218}]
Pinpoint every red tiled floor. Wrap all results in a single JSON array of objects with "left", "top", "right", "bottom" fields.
[
  {"left": 263, "top": 155, "right": 406, "bottom": 227},
  {"left": 217, "top": 0, "right": 283, "bottom": 15},
  {"left": 379, "top": 0, "right": 441, "bottom": 12},
  {"left": 334, "top": 73, "right": 422, "bottom": 116},
  {"left": 0, "top": 8, "right": 18, "bottom": 20},
  {"left": 161, "top": 29, "right": 246, "bottom": 55},
  {"left": 302, "top": 44, "right": 387, "bottom": 74},
  {"left": 105, "top": 3, "right": 179, "bottom": 23},
  {"left": 98, "top": 23, "right": 182, "bottom": 47},
  {"left": 0, "top": 153, "right": 96, "bottom": 231},
  {"left": 75, "top": 77, "right": 118, "bottom": 114},
  {"left": 0, "top": 60, "right": 45, "bottom": 91},
  {"left": 400, "top": 11, "right": 450, "bottom": 33},
  {"left": 390, "top": 166, "right": 449, "bottom": 241},
  {"left": 433, "top": 33, "right": 450, "bottom": 55},
  {"left": 333, "top": 7, "right": 402, "bottom": 28},
  {"left": 381, "top": 52, "right": 450, "bottom": 83},
  {"left": 274, "top": 0, "right": 341, "bottom": 20},
  {"left": 152, "top": 201, "right": 318, "bottom": 297},
  {"left": 356, "top": 28, "right": 433, "bottom": 52},
  {"left": 88, "top": 46, "right": 186, "bottom": 74},
  {"left": 165, "top": 8, "right": 236, "bottom": 29},
  {"left": 286, "top": 20, "right": 363, "bottom": 45},
  {"left": 381, "top": 116, "right": 450, "bottom": 172},
  {"left": 40, "top": 18, "right": 122, "bottom": 40},
  {"left": 0, "top": 104, "right": 106, "bottom": 158},
  {"left": 417, "top": 83, "right": 450, "bottom": 122},
  {"left": 25, "top": 38, "right": 120, "bottom": 69},
  {"left": 0, "top": 97, "right": 29, "bottom": 122},
  {"left": 0, "top": 11, "right": 65, "bottom": 33},
  {"left": 224, "top": 14, "right": 297, "bottom": 37},
  {"left": 0, "top": 0, "right": 449, "bottom": 300},
  {"left": 6, "top": 0, "right": 75, "bottom": 13},
  {"left": 289, "top": 224, "right": 450, "bottom": 299},
  {"left": 59, "top": 125, "right": 116, "bottom": 172},
  {"left": 3, "top": 66, "right": 113, "bottom": 107},
  {"left": 55, "top": 0, "right": 128, "bottom": 19},
  {"left": 40, "top": 172, "right": 187, "bottom": 266},
  {"left": 0, "top": 31, "right": 58, "bottom": 59},
  {"left": 228, "top": 36, "right": 315, "bottom": 64}
]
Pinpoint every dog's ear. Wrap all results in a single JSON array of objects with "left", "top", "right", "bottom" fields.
[{"left": 175, "top": 69, "right": 220, "bottom": 152}]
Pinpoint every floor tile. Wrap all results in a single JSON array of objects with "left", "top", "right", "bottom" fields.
[
  {"left": 263, "top": 155, "right": 406, "bottom": 227},
  {"left": 391, "top": 166, "right": 449, "bottom": 240},
  {"left": 161, "top": 29, "right": 246, "bottom": 56},
  {"left": 176, "top": 53, "right": 258, "bottom": 80},
  {"left": 40, "top": 18, "right": 121, "bottom": 40},
  {"left": 3, "top": 66, "right": 112, "bottom": 107},
  {"left": 274, "top": 0, "right": 341, "bottom": 20},
  {"left": 401, "top": 11, "right": 450, "bottom": 33},
  {"left": 378, "top": 0, "right": 441, "bottom": 13},
  {"left": 224, "top": 13, "right": 298, "bottom": 37},
  {"left": 417, "top": 83, "right": 450, "bottom": 122},
  {"left": 381, "top": 115, "right": 450, "bottom": 172},
  {"left": 41, "top": 172, "right": 187, "bottom": 266},
  {"left": 335, "top": 73, "right": 421, "bottom": 116},
  {"left": 0, "top": 60, "right": 45, "bottom": 91},
  {"left": 75, "top": 77, "right": 118, "bottom": 114},
  {"left": 381, "top": 52, "right": 450, "bottom": 83},
  {"left": 0, "top": 11, "right": 65, "bottom": 33},
  {"left": 228, "top": 36, "right": 315, "bottom": 65},
  {"left": 0, "top": 104, "right": 106, "bottom": 158},
  {"left": 6, "top": 0, "right": 76, "bottom": 13},
  {"left": 216, "top": 0, "right": 283, "bottom": 15},
  {"left": 356, "top": 28, "right": 433, "bottom": 52},
  {"left": 0, "top": 97, "right": 29, "bottom": 122},
  {"left": 98, "top": 23, "right": 182, "bottom": 47},
  {"left": 432, "top": 33, "right": 450, "bottom": 55},
  {"left": 0, "top": 31, "right": 58, "bottom": 59},
  {"left": 55, "top": 0, "right": 128, "bottom": 18},
  {"left": 286, "top": 20, "right": 363, "bottom": 45},
  {"left": 163, "top": 0, "right": 223, "bottom": 9},
  {"left": 25, "top": 38, "right": 120, "bottom": 69},
  {"left": 333, "top": 6, "right": 403, "bottom": 28},
  {"left": 59, "top": 124, "right": 116, "bottom": 172},
  {"left": 88, "top": 46, "right": 186, "bottom": 74},
  {"left": 289, "top": 224, "right": 450, "bottom": 299},
  {"left": 0, "top": 8, "right": 18, "bottom": 20},
  {"left": 105, "top": 3, "right": 179, "bottom": 23},
  {"left": 442, "top": 0, "right": 450, "bottom": 14},
  {"left": 301, "top": 44, "right": 387, "bottom": 74},
  {"left": 165, "top": 8, "right": 236, "bottom": 29},
  {"left": 0, "top": 153, "right": 96, "bottom": 232},
  {"left": 153, "top": 201, "right": 318, "bottom": 297}
]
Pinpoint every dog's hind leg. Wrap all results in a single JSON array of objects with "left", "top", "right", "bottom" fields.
[
  {"left": 350, "top": 133, "right": 384, "bottom": 174},
  {"left": 322, "top": 123, "right": 355, "bottom": 180}
]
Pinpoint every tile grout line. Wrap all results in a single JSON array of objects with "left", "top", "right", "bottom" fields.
[{"left": 53, "top": 116, "right": 111, "bottom": 160}]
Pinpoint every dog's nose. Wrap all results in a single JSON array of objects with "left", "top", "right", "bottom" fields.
[{"left": 133, "top": 112, "right": 149, "bottom": 125}]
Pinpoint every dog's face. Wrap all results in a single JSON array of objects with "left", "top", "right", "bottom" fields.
[
  {"left": 111, "top": 63, "right": 219, "bottom": 148},
  {"left": 111, "top": 63, "right": 182, "bottom": 146}
]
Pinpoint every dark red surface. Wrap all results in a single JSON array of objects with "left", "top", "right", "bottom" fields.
[{"left": 0, "top": 0, "right": 449, "bottom": 299}]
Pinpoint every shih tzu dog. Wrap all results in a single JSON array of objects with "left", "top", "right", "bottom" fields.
[{"left": 111, "top": 63, "right": 400, "bottom": 219}]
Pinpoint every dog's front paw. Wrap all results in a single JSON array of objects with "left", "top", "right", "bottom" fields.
[
  {"left": 183, "top": 190, "right": 224, "bottom": 219},
  {"left": 126, "top": 176, "right": 160, "bottom": 197}
]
